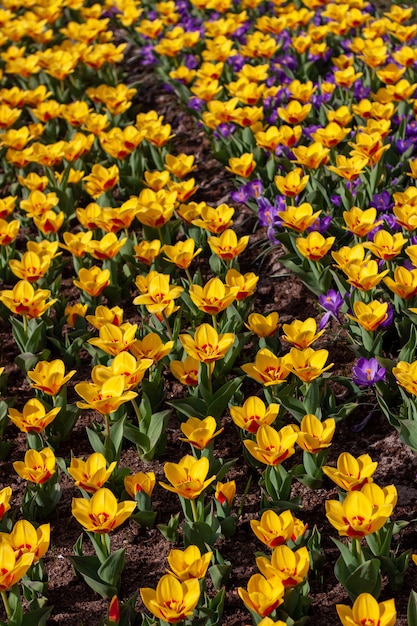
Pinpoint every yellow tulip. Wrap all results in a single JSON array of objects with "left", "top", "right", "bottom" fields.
[
  {"left": 0, "top": 280, "right": 57, "bottom": 318},
  {"left": 27, "top": 359, "right": 76, "bottom": 395},
  {"left": 244, "top": 424, "right": 298, "bottom": 466},
  {"left": 250, "top": 509, "right": 306, "bottom": 548},
  {"left": 60, "top": 231, "right": 93, "bottom": 257},
  {"left": 256, "top": 545, "right": 310, "bottom": 587},
  {"left": 189, "top": 277, "right": 239, "bottom": 315},
  {"left": 286, "top": 347, "right": 333, "bottom": 382},
  {"left": 393, "top": 359, "right": 417, "bottom": 395},
  {"left": 274, "top": 168, "right": 309, "bottom": 197},
  {"left": 363, "top": 230, "right": 406, "bottom": 260},
  {"left": 87, "top": 232, "right": 127, "bottom": 260},
  {"left": 124, "top": 471, "right": 156, "bottom": 499},
  {"left": 0, "top": 487, "right": 12, "bottom": 520},
  {"left": 9, "top": 251, "right": 51, "bottom": 282},
  {"left": 86, "top": 305, "right": 124, "bottom": 329},
  {"left": 162, "top": 239, "right": 202, "bottom": 269},
  {"left": 170, "top": 356, "right": 200, "bottom": 386},
  {"left": 0, "top": 219, "right": 19, "bottom": 246},
  {"left": 140, "top": 574, "right": 201, "bottom": 623},
  {"left": 384, "top": 266, "right": 417, "bottom": 299},
  {"left": 341, "top": 260, "right": 389, "bottom": 291},
  {"left": 215, "top": 480, "right": 236, "bottom": 506},
  {"left": 337, "top": 592, "right": 396, "bottom": 626},
  {"left": 281, "top": 318, "right": 325, "bottom": 349},
  {"left": 167, "top": 545, "right": 212, "bottom": 581},
  {"left": 297, "top": 414, "right": 335, "bottom": 453},
  {"left": 295, "top": 231, "right": 335, "bottom": 261},
  {"left": 75, "top": 375, "right": 137, "bottom": 415},
  {"left": 92, "top": 352, "right": 152, "bottom": 390},
  {"left": 73, "top": 265, "right": 110, "bottom": 298},
  {"left": 8, "top": 398, "right": 60, "bottom": 433},
  {"left": 346, "top": 300, "right": 388, "bottom": 331},
  {"left": 192, "top": 203, "right": 234, "bottom": 234},
  {"left": 135, "top": 189, "right": 177, "bottom": 228},
  {"left": 323, "top": 452, "right": 378, "bottom": 491},
  {"left": 160, "top": 455, "right": 215, "bottom": 500},
  {"left": 245, "top": 312, "right": 280, "bottom": 338},
  {"left": 226, "top": 152, "right": 256, "bottom": 177},
  {"left": 4, "top": 519, "right": 50, "bottom": 562},
  {"left": 83, "top": 163, "right": 119, "bottom": 199},
  {"left": 130, "top": 332, "right": 174, "bottom": 364},
  {"left": 179, "top": 323, "right": 235, "bottom": 364},
  {"left": 88, "top": 322, "right": 138, "bottom": 356},
  {"left": 343, "top": 207, "right": 382, "bottom": 237},
  {"left": 180, "top": 416, "right": 223, "bottom": 450},
  {"left": 72, "top": 487, "right": 136, "bottom": 534},
  {"left": 133, "top": 272, "right": 183, "bottom": 316},
  {"left": 292, "top": 142, "right": 329, "bottom": 169},
  {"left": 0, "top": 542, "right": 34, "bottom": 591},
  {"left": 278, "top": 101, "right": 312, "bottom": 124},
  {"left": 65, "top": 302, "right": 88, "bottom": 327},
  {"left": 134, "top": 239, "right": 161, "bottom": 265},
  {"left": 225, "top": 269, "right": 258, "bottom": 300},
  {"left": 68, "top": 453, "right": 117, "bottom": 493},
  {"left": 327, "top": 155, "right": 369, "bottom": 181},
  {"left": 230, "top": 396, "right": 280, "bottom": 433},
  {"left": 238, "top": 573, "right": 284, "bottom": 618},
  {"left": 13, "top": 448, "right": 56, "bottom": 484},
  {"left": 277, "top": 203, "right": 321, "bottom": 233},
  {"left": 325, "top": 488, "right": 393, "bottom": 538},
  {"left": 207, "top": 229, "right": 250, "bottom": 261},
  {"left": 165, "top": 153, "right": 196, "bottom": 178},
  {"left": 241, "top": 348, "right": 290, "bottom": 386},
  {"left": 312, "top": 122, "right": 349, "bottom": 148}
]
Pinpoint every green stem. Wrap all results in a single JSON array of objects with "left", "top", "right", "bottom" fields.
[
  {"left": 190, "top": 498, "right": 199, "bottom": 523},
  {"left": 211, "top": 314, "right": 218, "bottom": 332},
  {"left": 1, "top": 590, "right": 11, "bottom": 620},
  {"left": 185, "top": 267, "right": 193, "bottom": 285},
  {"left": 161, "top": 310, "right": 173, "bottom": 341},
  {"left": 131, "top": 398, "right": 141, "bottom": 426}
]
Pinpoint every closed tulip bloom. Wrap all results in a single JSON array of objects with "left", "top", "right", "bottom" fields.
[
  {"left": 162, "top": 239, "right": 202, "bottom": 269},
  {"left": 180, "top": 416, "right": 223, "bottom": 450},
  {"left": 88, "top": 323, "right": 138, "bottom": 356},
  {"left": 134, "top": 239, "right": 161, "bottom": 265},
  {"left": 8, "top": 398, "right": 60, "bottom": 433},
  {"left": 277, "top": 203, "right": 321, "bottom": 233},
  {"left": 225, "top": 269, "right": 259, "bottom": 300},
  {"left": 0, "top": 280, "right": 57, "bottom": 318},
  {"left": 251, "top": 509, "right": 306, "bottom": 548},
  {"left": 215, "top": 480, "right": 236, "bottom": 506},
  {"left": 322, "top": 452, "right": 377, "bottom": 491},
  {"left": 65, "top": 302, "right": 88, "bottom": 327},
  {"left": 384, "top": 266, "right": 417, "bottom": 299},
  {"left": 75, "top": 375, "right": 137, "bottom": 415},
  {"left": 257, "top": 545, "right": 310, "bottom": 587},
  {"left": 5, "top": 519, "right": 50, "bottom": 562},
  {"left": 83, "top": 164, "right": 119, "bottom": 198},
  {"left": 238, "top": 573, "right": 285, "bottom": 617},
  {"left": 86, "top": 305, "right": 124, "bottom": 329},
  {"left": 208, "top": 229, "right": 249, "bottom": 261},
  {"left": 170, "top": 356, "right": 200, "bottom": 386},
  {"left": 165, "top": 153, "right": 196, "bottom": 178},
  {"left": 244, "top": 424, "right": 298, "bottom": 466},
  {"left": 342, "top": 260, "right": 389, "bottom": 291},
  {"left": 282, "top": 318, "right": 325, "bottom": 349},
  {"left": 274, "top": 168, "right": 309, "bottom": 197},
  {"left": 28, "top": 359, "right": 76, "bottom": 395},
  {"left": 124, "top": 471, "right": 156, "bottom": 498},
  {"left": 68, "top": 453, "right": 117, "bottom": 493},
  {"left": 9, "top": 251, "right": 51, "bottom": 282},
  {"left": 0, "top": 543, "right": 34, "bottom": 591},
  {"left": 245, "top": 312, "right": 280, "bottom": 338},
  {"left": 92, "top": 352, "right": 152, "bottom": 390},
  {"left": 130, "top": 333, "right": 174, "bottom": 364},
  {"left": 325, "top": 490, "right": 393, "bottom": 537},
  {"left": 364, "top": 230, "right": 406, "bottom": 260},
  {"left": 179, "top": 323, "right": 235, "bottom": 363},
  {"left": 278, "top": 101, "right": 311, "bottom": 124},
  {"left": 312, "top": 122, "right": 350, "bottom": 148},
  {"left": 72, "top": 487, "right": 136, "bottom": 534},
  {"left": 60, "top": 231, "right": 93, "bottom": 257},
  {"left": 242, "top": 349, "right": 291, "bottom": 386},
  {"left": 297, "top": 414, "right": 335, "bottom": 453},
  {"left": 230, "top": 396, "right": 280, "bottom": 433},
  {"left": 167, "top": 545, "right": 212, "bottom": 581},
  {"left": 136, "top": 189, "right": 177, "bottom": 228},
  {"left": 393, "top": 359, "right": 417, "bottom": 395},
  {"left": 296, "top": 232, "right": 335, "bottom": 261},
  {"left": 160, "top": 455, "right": 215, "bottom": 500},
  {"left": 189, "top": 277, "right": 239, "bottom": 315},
  {"left": 140, "top": 574, "right": 200, "bottom": 623},
  {"left": 286, "top": 347, "right": 333, "bottom": 383},
  {"left": 347, "top": 300, "right": 388, "bottom": 331},
  {"left": 0, "top": 487, "right": 11, "bottom": 521},
  {"left": 33, "top": 210, "right": 65, "bottom": 235},
  {"left": 337, "top": 593, "right": 396, "bottom": 626},
  {"left": 0, "top": 219, "right": 19, "bottom": 245},
  {"left": 13, "top": 448, "right": 56, "bottom": 484},
  {"left": 73, "top": 266, "right": 110, "bottom": 298}
]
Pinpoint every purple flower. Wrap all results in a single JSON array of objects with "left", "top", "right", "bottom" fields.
[
  {"left": 308, "top": 215, "right": 332, "bottom": 233},
  {"left": 213, "top": 123, "right": 235, "bottom": 139},
  {"left": 318, "top": 289, "right": 344, "bottom": 315},
  {"left": 371, "top": 190, "right": 393, "bottom": 212},
  {"left": 352, "top": 357, "right": 386, "bottom": 387},
  {"left": 379, "top": 303, "right": 394, "bottom": 328},
  {"left": 230, "top": 186, "right": 249, "bottom": 204},
  {"left": 245, "top": 179, "right": 263, "bottom": 199},
  {"left": 188, "top": 97, "right": 204, "bottom": 112}
]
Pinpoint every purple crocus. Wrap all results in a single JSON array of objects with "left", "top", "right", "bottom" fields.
[
  {"left": 318, "top": 289, "right": 344, "bottom": 329},
  {"left": 352, "top": 357, "right": 386, "bottom": 387}
]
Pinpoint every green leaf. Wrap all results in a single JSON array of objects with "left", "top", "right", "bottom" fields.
[
  {"left": 123, "top": 422, "right": 150, "bottom": 452},
  {"left": 70, "top": 555, "right": 117, "bottom": 598},
  {"left": 344, "top": 559, "right": 381, "bottom": 601},
  {"left": 408, "top": 590, "right": 417, "bottom": 625},
  {"left": 20, "top": 605, "right": 53, "bottom": 626},
  {"left": 207, "top": 377, "right": 243, "bottom": 420},
  {"left": 97, "top": 548, "right": 125, "bottom": 587},
  {"left": 209, "top": 564, "right": 231, "bottom": 590},
  {"left": 168, "top": 396, "right": 207, "bottom": 420}
]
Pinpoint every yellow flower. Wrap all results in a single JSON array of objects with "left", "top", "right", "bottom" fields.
[
  {"left": 134, "top": 239, "right": 162, "bottom": 265},
  {"left": 277, "top": 203, "right": 321, "bottom": 233},
  {"left": 179, "top": 323, "right": 235, "bottom": 364},
  {"left": 225, "top": 269, "right": 258, "bottom": 300},
  {"left": 0, "top": 219, "right": 19, "bottom": 245},
  {"left": 167, "top": 545, "right": 212, "bottom": 581},
  {"left": 0, "top": 542, "right": 34, "bottom": 591},
  {"left": 13, "top": 448, "right": 56, "bottom": 484},
  {"left": 343, "top": 207, "right": 382, "bottom": 237},
  {"left": 226, "top": 153, "right": 256, "bottom": 177},
  {"left": 278, "top": 100, "right": 311, "bottom": 124},
  {"left": 72, "top": 487, "right": 136, "bottom": 534},
  {"left": 140, "top": 574, "right": 200, "bottom": 623},
  {"left": 162, "top": 239, "right": 202, "bottom": 269},
  {"left": 230, "top": 396, "right": 280, "bottom": 433},
  {"left": 165, "top": 153, "right": 196, "bottom": 178},
  {"left": 297, "top": 414, "right": 335, "bottom": 453},
  {"left": 312, "top": 122, "right": 350, "bottom": 148},
  {"left": 342, "top": 260, "right": 389, "bottom": 291},
  {"left": 238, "top": 573, "right": 284, "bottom": 618},
  {"left": 88, "top": 323, "right": 138, "bottom": 356},
  {"left": 180, "top": 416, "right": 223, "bottom": 450},
  {"left": 68, "top": 453, "right": 117, "bottom": 493},
  {"left": 133, "top": 272, "right": 183, "bottom": 317},
  {"left": 274, "top": 168, "right": 309, "bottom": 197},
  {"left": 337, "top": 593, "right": 396, "bottom": 626},
  {"left": 33, "top": 210, "right": 65, "bottom": 235},
  {"left": 130, "top": 333, "right": 174, "bottom": 364},
  {"left": 73, "top": 266, "right": 110, "bottom": 298},
  {"left": 83, "top": 164, "right": 119, "bottom": 198},
  {"left": 124, "top": 471, "right": 156, "bottom": 498},
  {"left": 167, "top": 343, "right": 199, "bottom": 380},
  {"left": 65, "top": 302, "right": 88, "bottom": 327},
  {"left": 292, "top": 142, "right": 329, "bottom": 169},
  {"left": 86, "top": 305, "right": 124, "bottom": 329},
  {"left": 135, "top": 189, "right": 177, "bottom": 228},
  {"left": 9, "top": 251, "right": 51, "bottom": 282},
  {"left": 27, "top": 359, "right": 76, "bottom": 395},
  {"left": 160, "top": 455, "right": 216, "bottom": 500},
  {"left": 384, "top": 266, "right": 417, "bottom": 299},
  {"left": 215, "top": 481, "right": 236, "bottom": 506},
  {"left": 245, "top": 312, "right": 280, "bottom": 338},
  {"left": 4, "top": 519, "right": 50, "bottom": 562},
  {"left": 75, "top": 375, "right": 137, "bottom": 415},
  {"left": 60, "top": 231, "right": 93, "bottom": 258},
  {"left": 393, "top": 360, "right": 417, "bottom": 395},
  {"left": 244, "top": 424, "right": 298, "bottom": 466},
  {"left": 192, "top": 203, "right": 234, "bottom": 234},
  {"left": 0, "top": 280, "right": 57, "bottom": 318},
  {"left": 189, "top": 277, "right": 239, "bottom": 315},
  {"left": 92, "top": 352, "right": 152, "bottom": 390},
  {"left": 87, "top": 233, "right": 127, "bottom": 261},
  {"left": 327, "top": 155, "right": 369, "bottom": 181},
  {"left": 286, "top": 347, "right": 333, "bottom": 383},
  {"left": 323, "top": 452, "right": 377, "bottom": 491},
  {"left": 363, "top": 230, "right": 406, "bottom": 260},
  {"left": 8, "top": 398, "right": 60, "bottom": 433},
  {"left": 282, "top": 318, "right": 325, "bottom": 349},
  {"left": 256, "top": 545, "right": 310, "bottom": 587},
  {"left": 325, "top": 488, "right": 393, "bottom": 537},
  {"left": 0, "top": 487, "right": 12, "bottom": 521},
  {"left": 250, "top": 509, "right": 306, "bottom": 548},
  {"left": 347, "top": 300, "right": 388, "bottom": 331},
  {"left": 241, "top": 348, "right": 290, "bottom": 386},
  {"left": 295, "top": 231, "right": 335, "bottom": 261}
]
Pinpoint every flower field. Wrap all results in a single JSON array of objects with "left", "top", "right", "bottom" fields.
[{"left": 1, "top": 0, "right": 417, "bottom": 624}]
